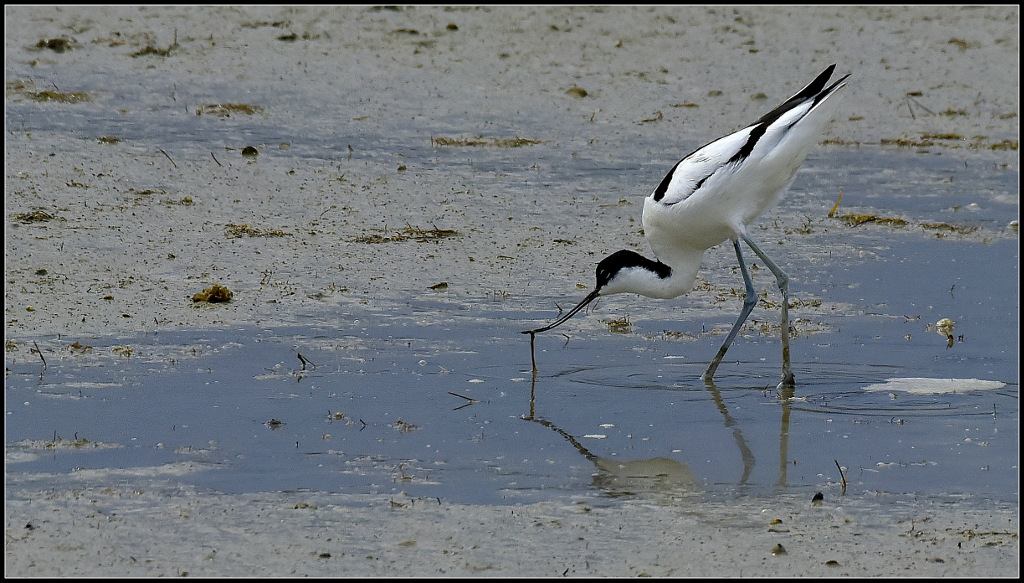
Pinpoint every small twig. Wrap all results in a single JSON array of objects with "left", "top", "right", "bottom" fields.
[
  {"left": 295, "top": 351, "right": 316, "bottom": 370},
  {"left": 827, "top": 188, "right": 843, "bottom": 218},
  {"left": 909, "top": 94, "right": 934, "bottom": 116},
  {"left": 834, "top": 459, "right": 847, "bottom": 495},
  {"left": 448, "top": 391, "right": 477, "bottom": 410},
  {"left": 160, "top": 149, "right": 178, "bottom": 168},
  {"left": 33, "top": 341, "right": 46, "bottom": 369},
  {"left": 211, "top": 152, "right": 222, "bottom": 166}
]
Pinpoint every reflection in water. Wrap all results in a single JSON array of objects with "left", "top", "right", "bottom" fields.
[
  {"left": 524, "top": 371, "right": 799, "bottom": 496},
  {"left": 776, "top": 383, "right": 795, "bottom": 489},
  {"left": 523, "top": 372, "right": 697, "bottom": 496},
  {"left": 702, "top": 377, "right": 756, "bottom": 486},
  {"left": 589, "top": 457, "right": 697, "bottom": 496}
]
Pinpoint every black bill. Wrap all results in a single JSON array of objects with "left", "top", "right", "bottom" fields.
[{"left": 522, "top": 289, "right": 601, "bottom": 335}]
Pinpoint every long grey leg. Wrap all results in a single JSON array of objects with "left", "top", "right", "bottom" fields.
[
  {"left": 702, "top": 239, "right": 758, "bottom": 382},
  {"left": 739, "top": 233, "right": 795, "bottom": 387}
]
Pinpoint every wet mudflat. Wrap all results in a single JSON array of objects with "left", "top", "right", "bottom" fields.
[{"left": 5, "top": 5, "right": 1018, "bottom": 577}]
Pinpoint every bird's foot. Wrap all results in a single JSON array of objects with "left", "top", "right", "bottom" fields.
[{"left": 776, "top": 371, "right": 795, "bottom": 392}]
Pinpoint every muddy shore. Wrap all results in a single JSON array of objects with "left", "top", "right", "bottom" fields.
[{"left": 5, "top": 6, "right": 1018, "bottom": 577}]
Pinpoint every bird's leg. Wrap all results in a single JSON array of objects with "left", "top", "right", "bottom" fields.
[
  {"left": 739, "top": 233, "right": 795, "bottom": 387},
  {"left": 703, "top": 239, "right": 758, "bottom": 382}
]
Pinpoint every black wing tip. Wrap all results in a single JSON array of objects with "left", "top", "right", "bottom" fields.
[
  {"left": 831, "top": 71, "right": 852, "bottom": 87},
  {"left": 820, "top": 70, "right": 852, "bottom": 100},
  {"left": 780, "top": 64, "right": 850, "bottom": 112},
  {"left": 819, "top": 64, "right": 852, "bottom": 89},
  {"left": 801, "top": 64, "right": 838, "bottom": 99}
]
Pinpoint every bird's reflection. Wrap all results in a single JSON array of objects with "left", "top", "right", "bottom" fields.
[
  {"left": 701, "top": 376, "right": 756, "bottom": 485},
  {"left": 523, "top": 372, "right": 701, "bottom": 497},
  {"left": 775, "top": 381, "right": 795, "bottom": 489},
  {"left": 524, "top": 368, "right": 795, "bottom": 496}
]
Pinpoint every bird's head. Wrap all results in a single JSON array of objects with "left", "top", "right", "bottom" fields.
[{"left": 522, "top": 250, "right": 671, "bottom": 334}]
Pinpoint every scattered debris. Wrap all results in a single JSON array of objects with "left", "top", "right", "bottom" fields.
[
  {"left": 69, "top": 341, "right": 93, "bottom": 353},
  {"left": 30, "top": 90, "right": 91, "bottom": 103},
  {"left": 354, "top": 225, "right": 458, "bottom": 244},
  {"left": 430, "top": 136, "right": 542, "bottom": 148},
  {"left": 192, "top": 284, "right": 233, "bottom": 303},
  {"left": 833, "top": 213, "right": 909, "bottom": 228},
  {"left": 13, "top": 210, "right": 57, "bottom": 223},
  {"left": 225, "top": 223, "right": 287, "bottom": 238},
  {"left": 33, "top": 37, "right": 77, "bottom": 52},
  {"left": 605, "top": 316, "right": 633, "bottom": 334},
  {"left": 920, "top": 222, "right": 979, "bottom": 236},
  {"left": 935, "top": 318, "right": 955, "bottom": 348},
  {"left": 390, "top": 419, "right": 418, "bottom": 433},
  {"left": 196, "top": 103, "right": 264, "bottom": 117}
]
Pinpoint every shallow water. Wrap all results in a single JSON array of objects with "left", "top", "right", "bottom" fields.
[{"left": 6, "top": 235, "right": 1018, "bottom": 506}]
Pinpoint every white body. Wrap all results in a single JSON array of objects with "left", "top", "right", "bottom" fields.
[{"left": 635, "top": 73, "right": 848, "bottom": 299}]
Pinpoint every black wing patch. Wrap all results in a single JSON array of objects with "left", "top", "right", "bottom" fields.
[
  {"left": 651, "top": 65, "right": 847, "bottom": 205},
  {"left": 729, "top": 64, "right": 838, "bottom": 165},
  {"left": 652, "top": 159, "right": 683, "bottom": 202}
]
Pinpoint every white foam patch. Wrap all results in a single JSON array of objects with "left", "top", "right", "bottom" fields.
[{"left": 863, "top": 377, "right": 1006, "bottom": 394}]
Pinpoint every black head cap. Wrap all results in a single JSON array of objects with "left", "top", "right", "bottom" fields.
[{"left": 596, "top": 249, "right": 671, "bottom": 288}]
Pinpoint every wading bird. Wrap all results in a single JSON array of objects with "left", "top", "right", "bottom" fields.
[{"left": 524, "top": 64, "right": 850, "bottom": 386}]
